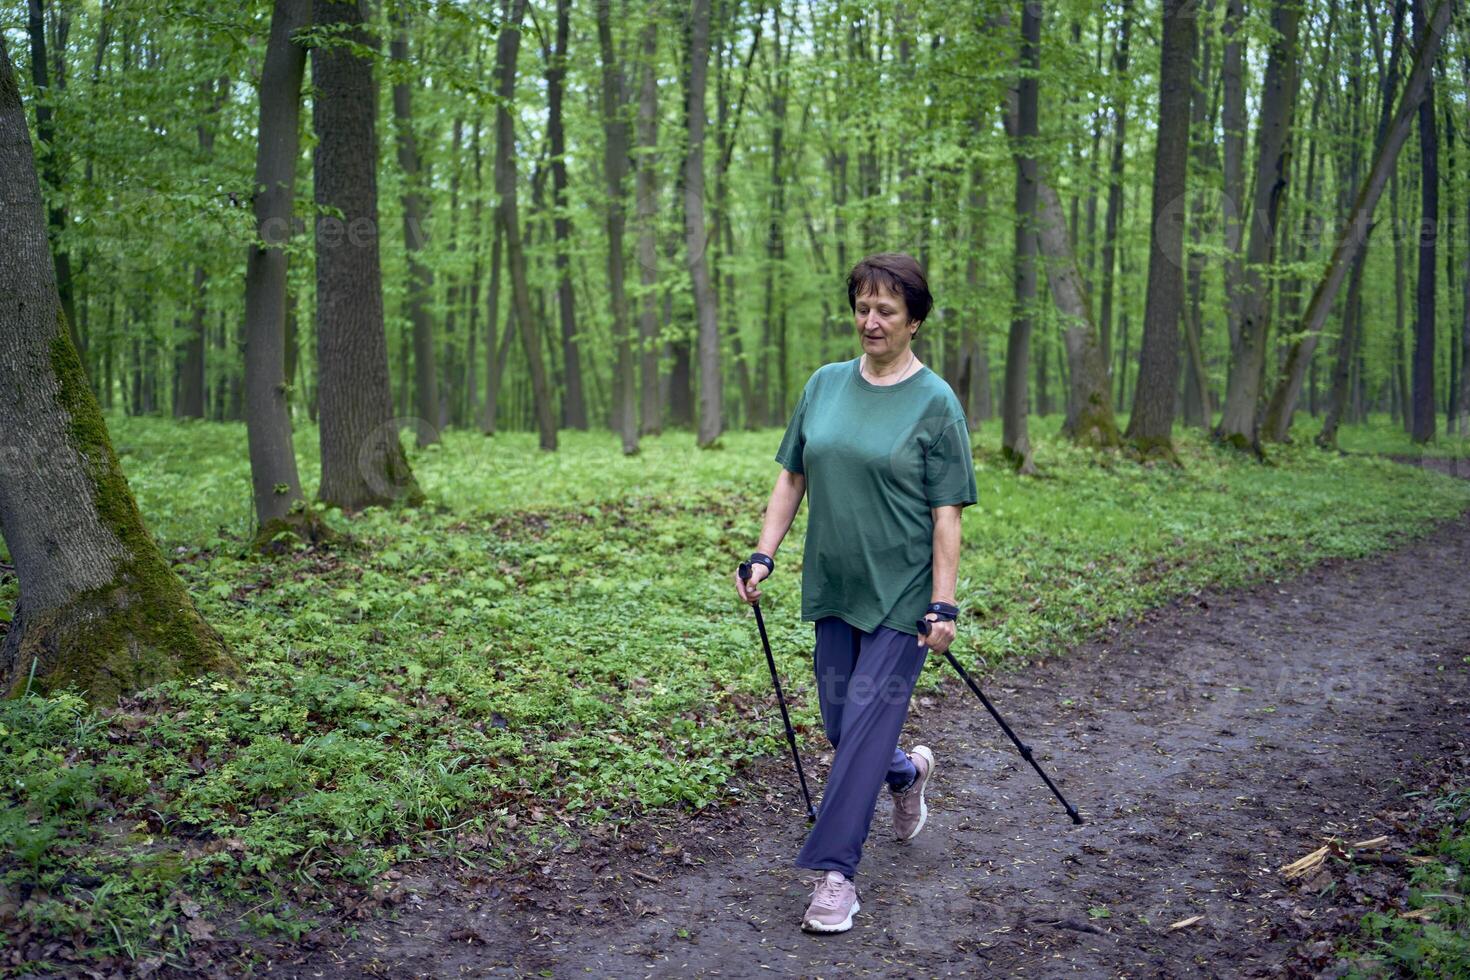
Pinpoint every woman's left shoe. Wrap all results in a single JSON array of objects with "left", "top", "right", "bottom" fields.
[
  {"left": 892, "top": 745, "right": 934, "bottom": 841},
  {"left": 801, "top": 870, "right": 861, "bottom": 933}
]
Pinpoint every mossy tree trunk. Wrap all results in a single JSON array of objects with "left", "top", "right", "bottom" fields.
[
  {"left": 311, "top": 0, "right": 423, "bottom": 506},
  {"left": 684, "top": 0, "right": 723, "bottom": 448},
  {"left": 0, "top": 37, "right": 231, "bottom": 702}
]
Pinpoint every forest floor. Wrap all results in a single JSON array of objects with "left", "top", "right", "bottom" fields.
[{"left": 237, "top": 469, "right": 1470, "bottom": 979}]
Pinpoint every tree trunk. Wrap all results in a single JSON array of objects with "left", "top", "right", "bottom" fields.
[
  {"left": 311, "top": 0, "right": 422, "bottom": 506},
  {"left": 1002, "top": 1, "right": 1040, "bottom": 473},
  {"left": 0, "top": 37, "right": 230, "bottom": 702},
  {"left": 496, "top": 0, "right": 558, "bottom": 452},
  {"left": 685, "top": 0, "right": 722, "bottom": 448},
  {"left": 243, "top": 0, "right": 321, "bottom": 542},
  {"left": 1269, "top": 0, "right": 1446, "bottom": 443},
  {"left": 1125, "top": 0, "right": 1194, "bottom": 459},
  {"left": 596, "top": 0, "right": 637, "bottom": 454},
  {"left": 1097, "top": 0, "right": 1132, "bottom": 384},
  {"left": 1220, "top": 0, "right": 1246, "bottom": 355},
  {"left": 999, "top": 69, "right": 1119, "bottom": 449},
  {"left": 389, "top": 17, "right": 438, "bottom": 446},
  {"left": 1456, "top": 51, "right": 1470, "bottom": 435},
  {"left": 495, "top": 0, "right": 557, "bottom": 451},
  {"left": 547, "top": 0, "right": 586, "bottom": 432},
  {"left": 635, "top": 13, "right": 661, "bottom": 436},
  {"left": 1214, "top": 0, "right": 1302, "bottom": 452},
  {"left": 26, "top": 0, "right": 81, "bottom": 355},
  {"left": 178, "top": 264, "right": 207, "bottom": 418},
  {"left": 1409, "top": 0, "right": 1438, "bottom": 444}
]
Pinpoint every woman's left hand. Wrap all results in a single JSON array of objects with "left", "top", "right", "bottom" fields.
[{"left": 919, "top": 613, "right": 955, "bottom": 653}]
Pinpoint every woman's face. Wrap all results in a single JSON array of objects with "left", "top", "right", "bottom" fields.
[{"left": 854, "top": 282, "right": 918, "bottom": 360}]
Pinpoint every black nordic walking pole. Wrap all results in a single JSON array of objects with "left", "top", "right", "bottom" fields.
[
  {"left": 739, "top": 562, "right": 817, "bottom": 823},
  {"left": 918, "top": 619, "right": 1083, "bottom": 825}
]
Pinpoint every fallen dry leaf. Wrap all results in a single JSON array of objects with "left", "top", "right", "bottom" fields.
[{"left": 1168, "top": 915, "right": 1204, "bottom": 930}]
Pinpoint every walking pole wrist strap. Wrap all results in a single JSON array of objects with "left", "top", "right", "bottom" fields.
[
  {"left": 925, "top": 601, "right": 959, "bottom": 621},
  {"left": 746, "top": 552, "right": 775, "bottom": 575}
]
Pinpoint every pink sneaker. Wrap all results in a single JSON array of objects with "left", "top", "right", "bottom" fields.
[
  {"left": 892, "top": 745, "right": 934, "bottom": 841},
  {"left": 801, "top": 870, "right": 860, "bottom": 933}
]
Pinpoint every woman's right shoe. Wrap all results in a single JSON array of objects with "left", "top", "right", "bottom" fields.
[
  {"left": 801, "top": 870, "right": 860, "bottom": 933},
  {"left": 892, "top": 745, "right": 934, "bottom": 840}
]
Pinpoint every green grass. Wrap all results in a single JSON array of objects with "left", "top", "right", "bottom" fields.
[
  {"left": 2, "top": 412, "right": 1468, "bottom": 972},
  {"left": 1340, "top": 785, "right": 1470, "bottom": 978}
]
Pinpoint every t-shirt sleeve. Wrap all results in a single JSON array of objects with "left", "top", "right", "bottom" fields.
[
  {"left": 774, "top": 384, "right": 809, "bottom": 474},
  {"left": 924, "top": 414, "right": 977, "bottom": 508}
]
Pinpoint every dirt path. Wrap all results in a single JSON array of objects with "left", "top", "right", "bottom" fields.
[{"left": 278, "top": 510, "right": 1470, "bottom": 979}]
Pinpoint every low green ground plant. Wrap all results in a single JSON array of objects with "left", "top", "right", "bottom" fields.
[{"left": 1, "top": 413, "right": 1467, "bottom": 971}]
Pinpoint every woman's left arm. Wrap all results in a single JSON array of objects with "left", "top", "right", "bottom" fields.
[{"left": 920, "top": 504, "right": 963, "bottom": 651}]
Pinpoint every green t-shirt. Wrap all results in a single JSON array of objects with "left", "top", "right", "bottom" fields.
[{"left": 775, "top": 357, "right": 978, "bottom": 635}]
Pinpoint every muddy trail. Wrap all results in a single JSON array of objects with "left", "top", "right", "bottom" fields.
[{"left": 269, "top": 508, "right": 1470, "bottom": 979}]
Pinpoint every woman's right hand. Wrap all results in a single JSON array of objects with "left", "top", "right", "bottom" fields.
[{"left": 735, "top": 562, "right": 770, "bottom": 604}]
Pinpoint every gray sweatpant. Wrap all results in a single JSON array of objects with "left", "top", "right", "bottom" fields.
[{"left": 795, "top": 616, "right": 927, "bottom": 878}]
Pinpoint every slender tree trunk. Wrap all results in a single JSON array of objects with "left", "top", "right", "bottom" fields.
[
  {"left": 1270, "top": 0, "right": 1447, "bottom": 443},
  {"left": 1409, "top": 0, "right": 1438, "bottom": 444},
  {"left": 1000, "top": 67, "right": 1119, "bottom": 449},
  {"left": 685, "top": 0, "right": 722, "bottom": 447},
  {"left": 1002, "top": 1, "right": 1040, "bottom": 473},
  {"left": 1214, "top": 0, "right": 1302, "bottom": 451},
  {"left": 25, "top": 0, "right": 80, "bottom": 355},
  {"left": 1457, "top": 51, "right": 1470, "bottom": 434},
  {"left": 312, "top": 0, "right": 421, "bottom": 506},
  {"left": 0, "top": 36, "right": 231, "bottom": 702},
  {"left": 495, "top": 0, "right": 557, "bottom": 451},
  {"left": 243, "top": 0, "right": 321, "bottom": 540},
  {"left": 596, "top": 0, "right": 637, "bottom": 454},
  {"left": 547, "top": 0, "right": 585, "bottom": 431},
  {"left": 1097, "top": 0, "right": 1132, "bottom": 384},
  {"left": 178, "top": 265, "right": 208, "bottom": 418},
  {"left": 481, "top": 222, "right": 503, "bottom": 434},
  {"left": 389, "top": 17, "right": 438, "bottom": 446},
  {"left": 1125, "top": 0, "right": 1194, "bottom": 458},
  {"left": 635, "top": 14, "right": 661, "bottom": 436},
  {"left": 1220, "top": 0, "right": 1246, "bottom": 355}
]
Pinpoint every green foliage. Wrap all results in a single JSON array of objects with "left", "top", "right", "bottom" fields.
[
  {"left": 1, "top": 413, "right": 1468, "bottom": 969},
  {"left": 1341, "top": 787, "right": 1470, "bottom": 978}
]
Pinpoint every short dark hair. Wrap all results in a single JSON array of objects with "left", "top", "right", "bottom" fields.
[{"left": 846, "top": 252, "right": 933, "bottom": 325}]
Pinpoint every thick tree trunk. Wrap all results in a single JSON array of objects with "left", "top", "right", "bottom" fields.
[
  {"left": 1097, "top": 0, "right": 1132, "bottom": 384},
  {"left": 1409, "top": 0, "right": 1438, "bottom": 444},
  {"left": 1001, "top": 1, "right": 1040, "bottom": 473},
  {"left": 635, "top": 14, "right": 661, "bottom": 436},
  {"left": 1125, "top": 0, "right": 1194, "bottom": 459},
  {"left": 0, "top": 37, "right": 230, "bottom": 702},
  {"left": 243, "top": 0, "right": 321, "bottom": 542},
  {"left": 1269, "top": 0, "right": 1445, "bottom": 443},
  {"left": 495, "top": 0, "right": 557, "bottom": 451},
  {"left": 311, "top": 0, "right": 422, "bottom": 506},
  {"left": 1214, "top": 0, "right": 1301, "bottom": 452},
  {"left": 596, "top": 0, "right": 637, "bottom": 454},
  {"left": 545, "top": 0, "right": 585, "bottom": 432},
  {"left": 685, "top": 0, "right": 722, "bottom": 448},
  {"left": 389, "top": 18, "right": 439, "bottom": 446}
]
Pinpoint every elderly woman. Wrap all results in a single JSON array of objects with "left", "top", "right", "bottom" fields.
[{"left": 734, "top": 252, "right": 977, "bottom": 933}]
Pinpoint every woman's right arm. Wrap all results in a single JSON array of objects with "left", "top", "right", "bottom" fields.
[{"left": 734, "top": 469, "right": 806, "bottom": 603}]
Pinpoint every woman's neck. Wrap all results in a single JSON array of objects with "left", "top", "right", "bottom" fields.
[{"left": 862, "top": 349, "right": 917, "bottom": 384}]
